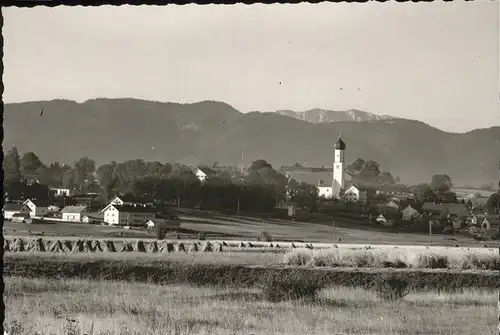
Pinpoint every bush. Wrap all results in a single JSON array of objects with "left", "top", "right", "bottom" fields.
[
  {"left": 416, "top": 253, "right": 449, "bottom": 269},
  {"left": 261, "top": 272, "right": 324, "bottom": 302},
  {"left": 258, "top": 231, "right": 273, "bottom": 242},
  {"left": 373, "top": 274, "right": 411, "bottom": 301},
  {"left": 198, "top": 232, "right": 206, "bottom": 241}
]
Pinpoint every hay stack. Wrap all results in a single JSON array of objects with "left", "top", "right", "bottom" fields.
[
  {"left": 158, "top": 242, "right": 174, "bottom": 253},
  {"left": 147, "top": 241, "right": 158, "bottom": 253},
  {"left": 222, "top": 241, "right": 228, "bottom": 247},
  {"left": 275, "top": 244, "right": 280, "bottom": 248},
  {"left": 331, "top": 244, "right": 339, "bottom": 249},
  {"left": 103, "top": 240, "right": 116, "bottom": 252},
  {"left": 247, "top": 242, "right": 254, "bottom": 248},
  {"left": 305, "top": 244, "right": 313, "bottom": 249},
  {"left": 214, "top": 242, "right": 223, "bottom": 252},
  {"left": 201, "top": 241, "right": 213, "bottom": 252},
  {"left": 10, "top": 238, "right": 25, "bottom": 252},
  {"left": 290, "top": 243, "right": 296, "bottom": 249},
  {"left": 49, "top": 240, "right": 65, "bottom": 253},
  {"left": 26, "top": 238, "right": 46, "bottom": 252},
  {"left": 92, "top": 240, "right": 104, "bottom": 252},
  {"left": 83, "top": 240, "right": 95, "bottom": 252},
  {"left": 119, "top": 241, "right": 134, "bottom": 252},
  {"left": 239, "top": 242, "right": 246, "bottom": 248},
  {"left": 134, "top": 240, "right": 147, "bottom": 253},
  {"left": 71, "top": 240, "right": 85, "bottom": 253},
  {"left": 4, "top": 239, "right": 10, "bottom": 252},
  {"left": 269, "top": 243, "right": 273, "bottom": 248},
  {"left": 63, "top": 240, "right": 74, "bottom": 251},
  {"left": 175, "top": 243, "right": 186, "bottom": 252},
  {"left": 188, "top": 243, "right": 199, "bottom": 253}
]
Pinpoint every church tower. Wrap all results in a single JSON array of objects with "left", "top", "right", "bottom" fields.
[{"left": 332, "top": 136, "right": 346, "bottom": 199}]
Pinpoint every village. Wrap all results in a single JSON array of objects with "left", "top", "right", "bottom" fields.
[{"left": 3, "top": 158, "right": 499, "bottom": 243}]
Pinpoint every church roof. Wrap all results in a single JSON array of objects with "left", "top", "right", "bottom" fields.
[{"left": 334, "top": 137, "right": 346, "bottom": 150}]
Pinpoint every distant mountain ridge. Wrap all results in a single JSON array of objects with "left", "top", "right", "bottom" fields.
[
  {"left": 3, "top": 98, "right": 499, "bottom": 187},
  {"left": 275, "top": 108, "right": 397, "bottom": 124}
]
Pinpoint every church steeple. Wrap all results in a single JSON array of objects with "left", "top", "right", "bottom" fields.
[{"left": 334, "top": 133, "right": 346, "bottom": 151}]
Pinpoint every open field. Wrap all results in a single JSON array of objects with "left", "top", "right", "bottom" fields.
[
  {"left": 4, "top": 207, "right": 498, "bottom": 247},
  {"left": 4, "top": 276, "right": 497, "bottom": 335}
]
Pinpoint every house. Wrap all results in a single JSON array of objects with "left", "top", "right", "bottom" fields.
[
  {"left": 108, "top": 195, "right": 154, "bottom": 208},
  {"left": 402, "top": 205, "right": 420, "bottom": 220},
  {"left": 145, "top": 218, "right": 165, "bottom": 229},
  {"left": 442, "top": 204, "right": 470, "bottom": 219},
  {"left": 385, "top": 200, "right": 401, "bottom": 210},
  {"left": 376, "top": 214, "right": 394, "bottom": 227},
  {"left": 194, "top": 168, "right": 208, "bottom": 183},
  {"left": 50, "top": 188, "right": 71, "bottom": 197},
  {"left": 421, "top": 202, "right": 443, "bottom": 215},
  {"left": 102, "top": 204, "right": 155, "bottom": 226},
  {"left": 479, "top": 215, "right": 500, "bottom": 232},
  {"left": 3, "top": 203, "right": 31, "bottom": 220},
  {"left": 12, "top": 212, "right": 30, "bottom": 223},
  {"left": 23, "top": 199, "right": 49, "bottom": 218},
  {"left": 61, "top": 205, "right": 88, "bottom": 222},
  {"left": 317, "top": 187, "right": 333, "bottom": 199},
  {"left": 342, "top": 184, "right": 368, "bottom": 204},
  {"left": 82, "top": 213, "right": 104, "bottom": 224}
]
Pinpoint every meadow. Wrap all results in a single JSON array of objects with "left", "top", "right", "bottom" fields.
[
  {"left": 4, "top": 208, "right": 499, "bottom": 335},
  {"left": 5, "top": 206, "right": 497, "bottom": 247},
  {"left": 4, "top": 276, "right": 497, "bottom": 335}
]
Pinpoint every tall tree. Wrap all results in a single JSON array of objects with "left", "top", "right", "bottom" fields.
[
  {"left": 248, "top": 159, "right": 272, "bottom": 172},
  {"left": 431, "top": 174, "right": 453, "bottom": 193},
  {"left": 3, "top": 146, "right": 22, "bottom": 184},
  {"left": 20, "top": 152, "right": 44, "bottom": 181},
  {"left": 74, "top": 157, "right": 96, "bottom": 191}
]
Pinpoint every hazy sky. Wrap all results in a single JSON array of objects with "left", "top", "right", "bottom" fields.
[{"left": 3, "top": 3, "right": 499, "bottom": 133}]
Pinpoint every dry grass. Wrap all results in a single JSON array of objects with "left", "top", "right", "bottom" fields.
[
  {"left": 4, "top": 276, "right": 496, "bottom": 335},
  {"left": 284, "top": 247, "right": 500, "bottom": 270}
]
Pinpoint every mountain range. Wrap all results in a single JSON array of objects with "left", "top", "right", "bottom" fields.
[{"left": 3, "top": 98, "right": 499, "bottom": 187}]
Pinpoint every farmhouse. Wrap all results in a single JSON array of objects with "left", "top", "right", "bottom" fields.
[
  {"left": 61, "top": 205, "right": 88, "bottom": 222},
  {"left": 420, "top": 202, "right": 470, "bottom": 220},
  {"left": 23, "top": 199, "right": 49, "bottom": 218},
  {"left": 82, "top": 213, "right": 104, "bottom": 224},
  {"left": 108, "top": 194, "right": 154, "bottom": 207},
  {"left": 479, "top": 215, "right": 500, "bottom": 232},
  {"left": 342, "top": 184, "right": 368, "bottom": 204},
  {"left": 3, "top": 203, "right": 31, "bottom": 220},
  {"left": 50, "top": 188, "right": 72, "bottom": 197},
  {"left": 102, "top": 204, "right": 155, "bottom": 226},
  {"left": 402, "top": 204, "right": 420, "bottom": 220},
  {"left": 12, "top": 212, "right": 30, "bottom": 223}
]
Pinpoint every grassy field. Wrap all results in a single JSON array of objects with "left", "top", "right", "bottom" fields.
[
  {"left": 5, "top": 252, "right": 498, "bottom": 290},
  {"left": 284, "top": 247, "right": 500, "bottom": 270},
  {"left": 4, "top": 206, "right": 497, "bottom": 247},
  {"left": 4, "top": 276, "right": 497, "bottom": 335}
]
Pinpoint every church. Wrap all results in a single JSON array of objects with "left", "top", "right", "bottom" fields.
[{"left": 280, "top": 136, "right": 352, "bottom": 200}]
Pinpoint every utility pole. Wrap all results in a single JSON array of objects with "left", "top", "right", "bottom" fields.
[
  {"left": 429, "top": 219, "right": 432, "bottom": 246},
  {"left": 240, "top": 149, "right": 244, "bottom": 175},
  {"left": 332, "top": 220, "right": 336, "bottom": 244}
]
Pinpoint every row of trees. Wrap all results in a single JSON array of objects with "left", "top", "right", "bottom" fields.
[{"left": 3, "top": 147, "right": 319, "bottom": 213}]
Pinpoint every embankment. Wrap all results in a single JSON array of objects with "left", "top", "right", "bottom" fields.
[{"left": 4, "top": 253, "right": 498, "bottom": 291}]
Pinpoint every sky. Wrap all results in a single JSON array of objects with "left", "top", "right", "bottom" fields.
[{"left": 3, "top": 2, "right": 499, "bottom": 133}]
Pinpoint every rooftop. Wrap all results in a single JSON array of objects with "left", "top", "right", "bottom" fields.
[
  {"left": 4, "top": 203, "right": 27, "bottom": 211},
  {"left": 61, "top": 205, "right": 88, "bottom": 213}
]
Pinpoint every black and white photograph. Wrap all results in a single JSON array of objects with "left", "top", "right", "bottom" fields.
[{"left": 2, "top": 2, "right": 499, "bottom": 334}]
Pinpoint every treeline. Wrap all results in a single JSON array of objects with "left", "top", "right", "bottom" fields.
[{"left": 3, "top": 147, "right": 319, "bottom": 213}]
